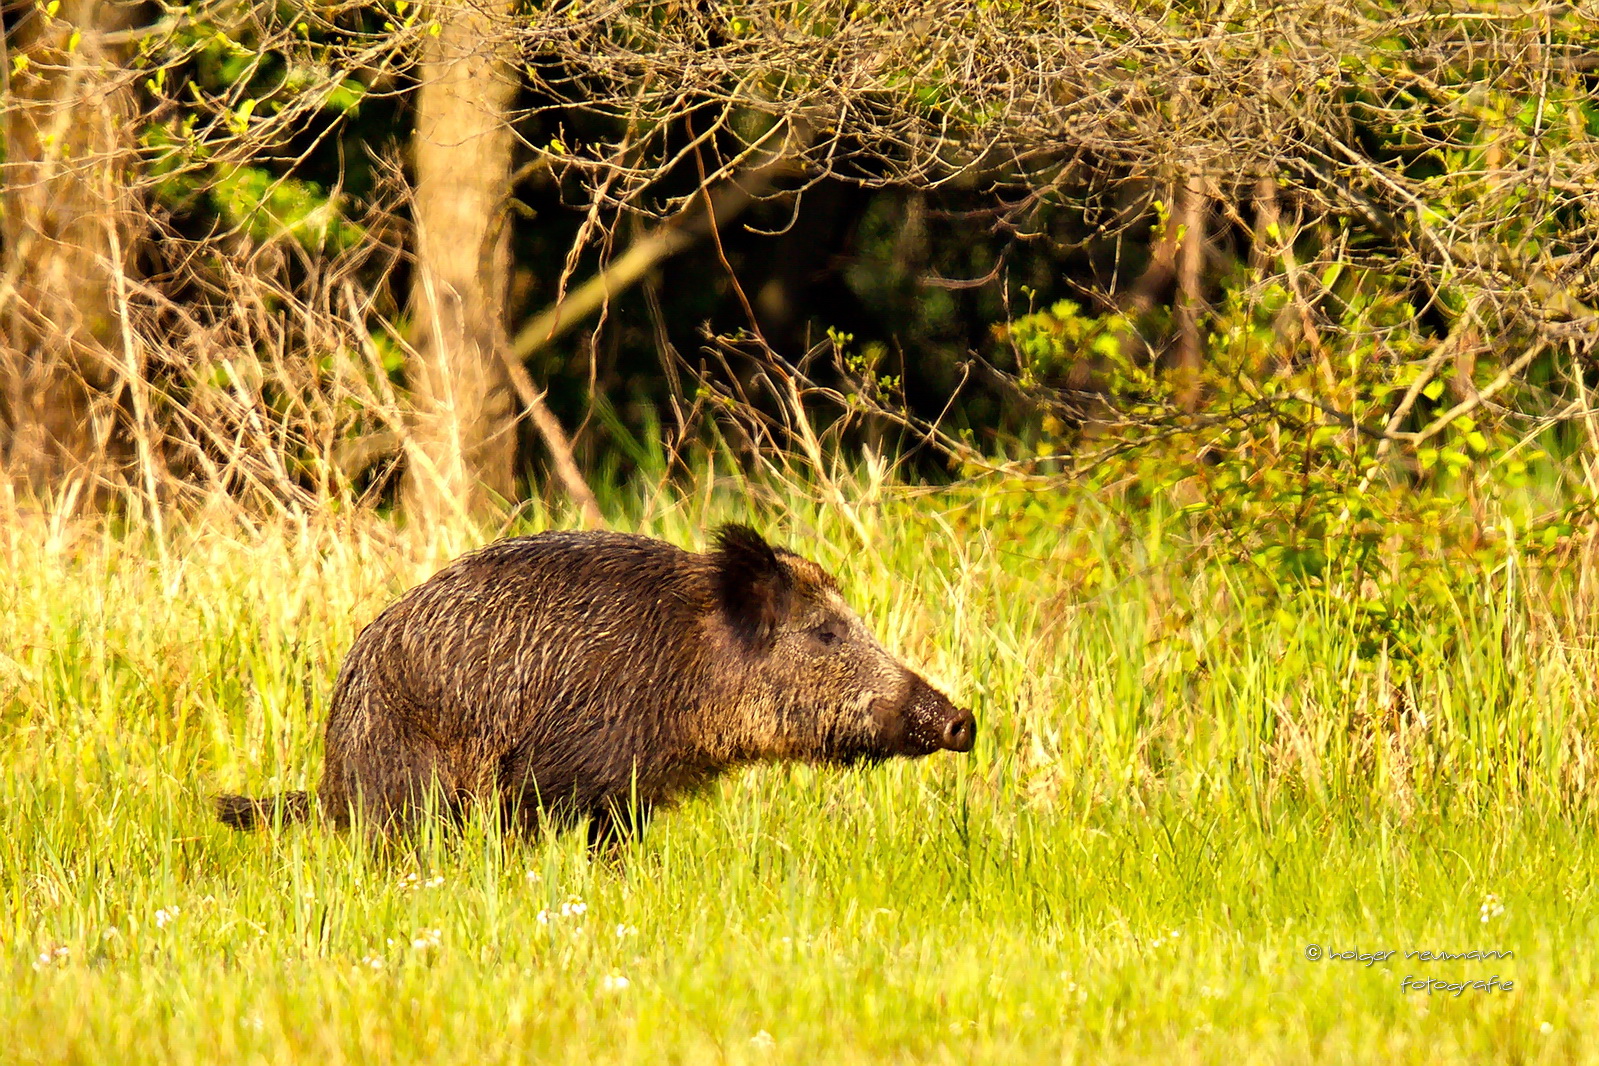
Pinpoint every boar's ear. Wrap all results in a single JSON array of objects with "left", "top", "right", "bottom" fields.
[{"left": 712, "top": 524, "right": 794, "bottom": 649}]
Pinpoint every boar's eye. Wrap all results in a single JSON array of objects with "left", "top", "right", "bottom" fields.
[{"left": 810, "top": 620, "right": 846, "bottom": 649}]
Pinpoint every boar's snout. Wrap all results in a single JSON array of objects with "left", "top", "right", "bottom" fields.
[
  {"left": 940, "top": 706, "right": 976, "bottom": 753},
  {"left": 897, "top": 674, "right": 976, "bottom": 756}
]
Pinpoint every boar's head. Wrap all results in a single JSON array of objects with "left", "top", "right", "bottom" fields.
[{"left": 711, "top": 525, "right": 976, "bottom": 764}]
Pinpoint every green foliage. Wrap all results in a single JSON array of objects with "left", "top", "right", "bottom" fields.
[
  {"left": 133, "top": 3, "right": 379, "bottom": 251},
  {"left": 206, "top": 164, "right": 363, "bottom": 251},
  {"left": 999, "top": 299, "right": 1164, "bottom": 448},
  {"left": 1003, "top": 298, "right": 1131, "bottom": 392},
  {"left": 988, "top": 237, "right": 1584, "bottom": 695}
]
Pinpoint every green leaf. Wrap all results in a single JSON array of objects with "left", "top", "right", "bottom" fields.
[
  {"left": 228, "top": 98, "right": 257, "bottom": 135},
  {"left": 324, "top": 79, "right": 366, "bottom": 115}
]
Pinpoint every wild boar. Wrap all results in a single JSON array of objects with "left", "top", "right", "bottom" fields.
[{"left": 216, "top": 525, "right": 974, "bottom": 846}]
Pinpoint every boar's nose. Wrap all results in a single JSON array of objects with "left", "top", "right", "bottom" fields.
[{"left": 939, "top": 708, "right": 976, "bottom": 753}]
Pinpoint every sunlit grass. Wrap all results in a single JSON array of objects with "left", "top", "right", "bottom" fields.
[{"left": 4, "top": 477, "right": 1598, "bottom": 1063}]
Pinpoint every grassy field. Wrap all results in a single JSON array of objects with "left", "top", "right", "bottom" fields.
[{"left": 4, "top": 477, "right": 1598, "bottom": 1064}]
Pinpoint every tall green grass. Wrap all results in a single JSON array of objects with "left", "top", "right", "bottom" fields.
[{"left": 3, "top": 477, "right": 1597, "bottom": 1063}]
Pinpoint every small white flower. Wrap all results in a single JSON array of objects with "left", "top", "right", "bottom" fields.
[
  {"left": 424, "top": 876, "right": 445, "bottom": 889},
  {"left": 750, "top": 1030, "right": 775, "bottom": 1049},
  {"left": 155, "top": 906, "right": 180, "bottom": 929},
  {"left": 536, "top": 910, "right": 552, "bottom": 925},
  {"left": 361, "top": 954, "right": 385, "bottom": 970},
  {"left": 410, "top": 928, "right": 442, "bottom": 950},
  {"left": 560, "top": 898, "right": 587, "bottom": 918},
  {"left": 1479, "top": 893, "right": 1506, "bottom": 922},
  {"left": 33, "top": 946, "right": 69, "bottom": 970},
  {"left": 614, "top": 923, "right": 638, "bottom": 939},
  {"left": 525, "top": 870, "right": 542, "bottom": 883},
  {"left": 1540, "top": 1022, "right": 1554, "bottom": 1034},
  {"left": 601, "top": 973, "right": 630, "bottom": 992}
]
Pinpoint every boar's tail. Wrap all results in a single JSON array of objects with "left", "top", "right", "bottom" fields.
[{"left": 214, "top": 790, "right": 312, "bottom": 831}]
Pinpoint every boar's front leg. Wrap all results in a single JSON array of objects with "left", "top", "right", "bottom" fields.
[{"left": 585, "top": 800, "right": 655, "bottom": 858}]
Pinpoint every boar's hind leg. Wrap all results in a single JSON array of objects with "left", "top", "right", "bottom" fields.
[{"left": 322, "top": 712, "right": 460, "bottom": 835}]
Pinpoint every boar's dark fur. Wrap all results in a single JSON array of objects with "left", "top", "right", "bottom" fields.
[{"left": 216, "top": 525, "right": 974, "bottom": 846}]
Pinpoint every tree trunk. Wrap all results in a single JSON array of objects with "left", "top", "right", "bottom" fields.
[
  {"left": 0, "top": 0, "right": 140, "bottom": 500},
  {"left": 402, "top": 0, "right": 520, "bottom": 525},
  {"left": 1171, "top": 172, "right": 1207, "bottom": 412}
]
